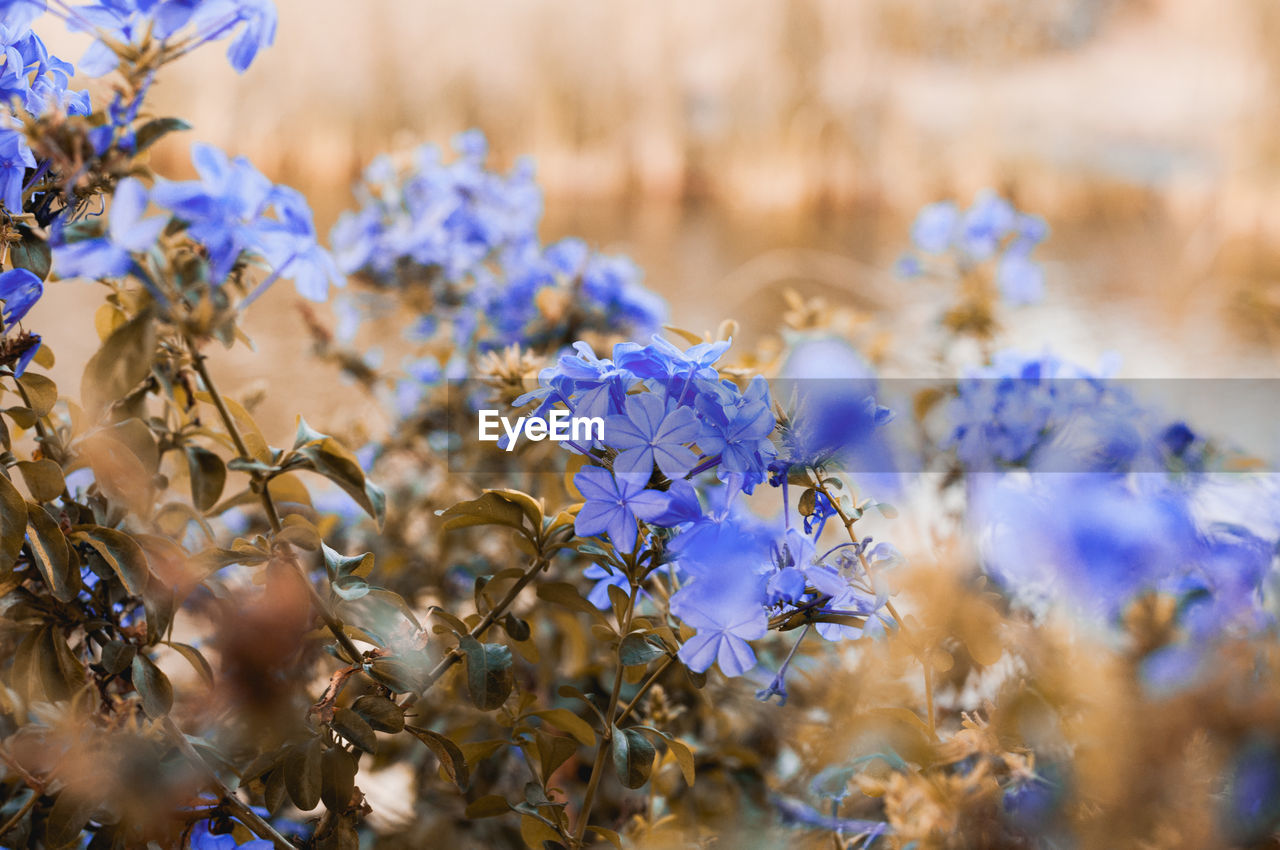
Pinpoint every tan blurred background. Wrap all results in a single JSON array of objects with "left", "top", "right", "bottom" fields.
[{"left": 29, "top": 0, "right": 1280, "bottom": 435}]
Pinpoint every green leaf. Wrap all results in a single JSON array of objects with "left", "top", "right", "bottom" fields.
[
  {"left": 185, "top": 446, "right": 226, "bottom": 513},
  {"left": 80, "top": 309, "right": 156, "bottom": 419},
  {"left": 133, "top": 117, "right": 191, "bottom": 153},
  {"left": 163, "top": 640, "right": 214, "bottom": 687},
  {"left": 284, "top": 737, "right": 324, "bottom": 811},
  {"left": 611, "top": 726, "right": 656, "bottom": 789},
  {"left": 535, "top": 581, "right": 601, "bottom": 617},
  {"left": 463, "top": 795, "right": 511, "bottom": 819},
  {"left": 330, "top": 707, "right": 377, "bottom": 753},
  {"left": 352, "top": 694, "right": 404, "bottom": 733},
  {"left": 619, "top": 632, "right": 666, "bottom": 667},
  {"left": 320, "top": 745, "right": 357, "bottom": 811},
  {"left": 16, "top": 459, "right": 63, "bottom": 502},
  {"left": 532, "top": 730, "right": 578, "bottom": 781},
  {"left": 263, "top": 766, "right": 288, "bottom": 815},
  {"left": 586, "top": 826, "right": 624, "bottom": 849},
  {"left": 16, "top": 371, "right": 57, "bottom": 416},
  {"left": 25, "top": 501, "right": 74, "bottom": 601},
  {"left": 37, "top": 626, "right": 86, "bottom": 702},
  {"left": 520, "top": 813, "right": 562, "bottom": 849},
  {"left": 99, "top": 640, "right": 136, "bottom": 676},
  {"left": 143, "top": 583, "right": 175, "bottom": 644},
  {"left": 293, "top": 415, "right": 328, "bottom": 449},
  {"left": 0, "top": 473, "right": 28, "bottom": 574},
  {"left": 458, "top": 635, "right": 514, "bottom": 711},
  {"left": 483, "top": 488, "right": 543, "bottom": 531},
  {"left": 321, "top": 544, "right": 374, "bottom": 581},
  {"left": 405, "top": 726, "right": 470, "bottom": 788},
  {"left": 131, "top": 652, "right": 173, "bottom": 718},
  {"left": 294, "top": 437, "right": 385, "bottom": 527},
  {"left": 502, "top": 613, "right": 531, "bottom": 642},
  {"left": 10, "top": 224, "right": 51, "bottom": 281},
  {"left": 436, "top": 491, "right": 530, "bottom": 536},
  {"left": 71, "top": 525, "right": 149, "bottom": 595},
  {"left": 366, "top": 657, "right": 424, "bottom": 694},
  {"left": 45, "top": 790, "right": 96, "bottom": 849},
  {"left": 664, "top": 735, "right": 696, "bottom": 785},
  {"left": 529, "top": 708, "right": 596, "bottom": 747}
]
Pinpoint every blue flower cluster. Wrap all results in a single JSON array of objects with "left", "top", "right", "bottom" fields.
[
  {"left": 528, "top": 336, "right": 899, "bottom": 680},
  {"left": 955, "top": 349, "right": 1277, "bottom": 637},
  {"left": 898, "top": 190, "right": 1049, "bottom": 305},
  {"left": 0, "top": 9, "right": 89, "bottom": 210},
  {"left": 9, "top": 0, "right": 277, "bottom": 76},
  {"left": 972, "top": 470, "right": 1277, "bottom": 638},
  {"left": 665, "top": 483, "right": 898, "bottom": 681},
  {"left": 329, "top": 130, "right": 665, "bottom": 360},
  {"left": 331, "top": 131, "right": 540, "bottom": 288},
  {"left": 520, "top": 336, "right": 776, "bottom": 494},
  {"left": 947, "top": 350, "right": 1194, "bottom": 473},
  {"left": 54, "top": 143, "right": 341, "bottom": 302}
]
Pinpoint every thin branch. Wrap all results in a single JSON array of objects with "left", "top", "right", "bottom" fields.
[
  {"left": 573, "top": 581, "right": 640, "bottom": 846},
  {"left": 411, "top": 553, "right": 550, "bottom": 699},
  {"left": 161, "top": 717, "right": 298, "bottom": 850},
  {"left": 185, "top": 333, "right": 363, "bottom": 664}
]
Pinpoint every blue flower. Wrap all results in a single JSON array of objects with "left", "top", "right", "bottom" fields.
[
  {"left": 972, "top": 472, "right": 1200, "bottom": 620},
  {"left": 910, "top": 200, "right": 958, "bottom": 254},
  {"left": 573, "top": 467, "right": 671, "bottom": 555},
  {"left": 146, "top": 144, "right": 339, "bottom": 301},
  {"left": 901, "top": 191, "right": 1050, "bottom": 305},
  {"left": 671, "top": 578, "right": 767, "bottom": 678},
  {"left": 190, "top": 0, "right": 277, "bottom": 73},
  {"left": 997, "top": 250, "right": 1045, "bottom": 305},
  {"left": 189, "top": 819, "right": 274, "bottom": 850},
  {"left": 695, "top": 375, "right": 776, "bottom": 491},
  {"left": 583, "top": 564, "right": 629, "bottom": 609},
  {"left": 0, "top": 2, "right": 46, "bottom": 33},
  {"left": 151, "top": 142, "right": 274, "bottom": 280},
  {"left": 959, "top": 190, "right": 1016, "bottom": 261},
  {"left": 53, "top": 176, "right": 166, "bottom": 279},
  {"left": 66, "top": 0, "right": 276, "bottom": 76},
  {"left": 0, "top": 266, "right": 41, "bottom": 326},
  {"left": 604, "top": 391, "right": 700, "bottom": 478},
  {"left": 0, "top": 127, "right": 34, "bottom": 212},
  {"left": 255, "top": 185, "right": 344, "bottom": 302}
]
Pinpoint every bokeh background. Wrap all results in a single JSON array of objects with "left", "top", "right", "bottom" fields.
[{"left": 28, "top": 0, "right": 1280, "bottom": 434}]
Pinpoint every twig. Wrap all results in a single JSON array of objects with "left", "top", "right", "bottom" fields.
[
  {"left": 161, "top": 717, "right": 298, "bottom": 850},
  {"left": 573, "top": 581, "right": 640, "bottom": 846},
  {"left": 410, "top": 553, "right": 550, "bottom": 699},
  {"left": 185, "top": 333, "right": 364, "bottom": 664}
]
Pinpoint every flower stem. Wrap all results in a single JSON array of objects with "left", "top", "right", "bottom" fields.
[
  {"left": 185, "top": 333, "right": 364, "bottom": 664},
  {"left": 809, "top": 471, "right": 937, "bottom": 738},
  {"left": 573, "top": 581, "right": 640, "bottom": 847},
  {"left": 413, "top": 553, "right": 550, "bottom": 696},
  {"left": 614, "top": 654, "right": 675, "bottom": 728}
]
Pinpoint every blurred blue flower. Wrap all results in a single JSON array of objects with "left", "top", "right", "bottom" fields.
[
  {"left": 189, "top": 819, "right": 273, "bottom": 849},
  {"left": 0, "top": 128, "right": 34, "bottom": 212},
  {"left": 0, "top": 266, "right": 41, "bottom": 326},
  {"left": 671, "top": 577, "right": 767, "bottom": 678},
  {"left": 53, "top": 177, "right": 166, "bottom": 279}
]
